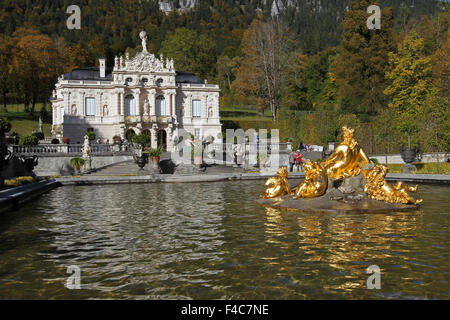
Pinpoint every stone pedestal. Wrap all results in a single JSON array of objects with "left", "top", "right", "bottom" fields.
[
  {"left": 402, "top": 163, "right": 417, "bottom": 173},
  {"left": 82, "top": 156, "right": 91, "bottom": 173}
]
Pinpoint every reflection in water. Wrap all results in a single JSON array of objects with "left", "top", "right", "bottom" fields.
[{"left": 0, "top": 182, "right": 448, "bottom": 299}]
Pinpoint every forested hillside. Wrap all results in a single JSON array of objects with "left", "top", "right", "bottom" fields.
[{"left": 0, "top": 0, "right": 448, "bottom": 154}]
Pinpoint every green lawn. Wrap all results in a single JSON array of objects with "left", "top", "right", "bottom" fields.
[
  {"left": 0, "top": 103, "right": 52, "bottom": 137},
  {"left": 387, "top": 163, "right": 450, "bottom": 174}
]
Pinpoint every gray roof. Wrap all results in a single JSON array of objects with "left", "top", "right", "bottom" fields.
[
  {"left": 175, "top": 71, "right": 204, "bottom": 84},
  {"left": 63, "top": 67, "right": 113, "bottom": 81},
  {"left": 63, "top": 67, "right": 204, "bottom": 84}
]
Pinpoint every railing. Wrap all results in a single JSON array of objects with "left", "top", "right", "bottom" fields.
[
  {"left": 9, "top": 143, "right": 135, "bottom": 156},
  {"left": 210, "top": 143, "right": 291, "bottom": 154}
]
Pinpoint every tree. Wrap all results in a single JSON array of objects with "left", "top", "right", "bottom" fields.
[
  {"left": 232, "top": 18, "right": 288, "bottom": 121},
  {"left": 160, "top": 28, "right": 216, "bottom": 81},
  {"left": 0, "top": 36, "right": 13, "bottom": 112},
  {"left": 11, "top": 28, "right": 61, "bottom": 114},
  {"left": 384, "top": 32, "right": 434, "bottom": 115},
  {"left": 334, "top": 0, "right": 396, "bottom": 116}
]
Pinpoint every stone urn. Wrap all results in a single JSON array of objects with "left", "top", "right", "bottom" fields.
[
  {"left": 400, "top": 146, "right": 417, "bottom": 164},
  {"left": 19, "top": 155, "right": 38, "bottom": 175},
  {"left": 400, "top": 146, "right": 418, "bottom": 173},
  {"left": 133, "top": 153, "right": 148, "bottom": 170}
]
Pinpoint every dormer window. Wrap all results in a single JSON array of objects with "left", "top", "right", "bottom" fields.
[{"left": 156, "top": 78, "right": 163, "bottom": 87}]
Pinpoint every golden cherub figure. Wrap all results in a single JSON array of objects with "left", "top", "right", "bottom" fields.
[
  {"left": 260, "top": 166, "right": 292, "bottom": 199},
  {"left": 321, "top": 126, "right": 370, "bottom": 180},
  {"left": 293, "top": 160, "right": 327, "bottom": 199},
  {"left": 362, "top": 165, "right": 422, "bottom": 205}
]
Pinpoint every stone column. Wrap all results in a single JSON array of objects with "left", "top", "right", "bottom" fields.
[
  {"left": 135, "top": 89, "right": 141, "bottom": 116},
  {"left": 166, "top": 126, "right": 173, "bottom": 151},
  {"left": 115, "top": 91, "right": 120, "bottom": 115},
  {"left": 171, "top": 93, "right": 176, "bottom": 118},
  {"left": 81, "top": 92, "right": 86, "bottom": 116},
  {"left": 149, "top": 89, "right": 156, "bottom": 116},
  {"left": 151, "top": 124, "right": 158, "bottom": 149}
]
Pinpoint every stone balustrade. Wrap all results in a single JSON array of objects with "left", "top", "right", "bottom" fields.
[{"left": 8, "top": 143, "right": 135, "bottom": 156}]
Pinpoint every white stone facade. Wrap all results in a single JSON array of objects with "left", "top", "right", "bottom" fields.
[{"left": 51, "top": 32, "right": 222, "bottom": 150}]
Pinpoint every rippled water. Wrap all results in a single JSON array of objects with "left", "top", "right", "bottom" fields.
[{"left": 0, "top": 181, "right": 449, "bottom": 299}]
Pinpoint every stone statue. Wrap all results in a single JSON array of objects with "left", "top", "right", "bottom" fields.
[
  {"left": 82, "top": 135, "right": 91, "bottom": 158},
  {"left": 81, "top": 134, "right": 92, "bottom": 172},
  {"left": 38, "top": 116, "right": 43, "bottom": 132},
  {"left": 140, "top": 30, "right": 148, "bottom": 53},
  {"left": 143, "top": 99, "right": 150, "bottom": 115},
  {"left": 292, "top": 160, "right": 327, "bottom": 199},
  {"left": 260, "top": 166, "right": 292, "bottom": 199},
  {"left": 362, "top": 165, "right": 422, "bottom": 204},
  {"left": 321, "top": 126, "right": 370, "bottom": 180}
]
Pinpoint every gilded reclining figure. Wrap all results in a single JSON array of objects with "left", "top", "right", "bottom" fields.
[
  {"left": 321, "top": 126, "right": 370, "bottom": 180},
  {"left": 293, "top": 160, "right": 327, "bottom": 199},
  {"left": 362, "top": 165, "right": 422, "bottom": 204},
  {"left": 260, "top": 166, "right": 292, "bottom": 199}
]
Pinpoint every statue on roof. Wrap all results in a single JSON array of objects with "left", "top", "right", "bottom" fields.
[{"left": 140, "top": 31, "right": 148, "bottom": 53}]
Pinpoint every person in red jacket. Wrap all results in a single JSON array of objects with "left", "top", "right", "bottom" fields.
[{"left": 295, "top": 150, "right": 303, "bottom": 172}]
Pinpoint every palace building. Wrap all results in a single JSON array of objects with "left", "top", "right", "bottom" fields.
[{"left": 50, "top": 31, "right": 222, "bottom": 150}]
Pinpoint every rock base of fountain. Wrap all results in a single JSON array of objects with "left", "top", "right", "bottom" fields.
[{"left": 257, "top": 188, "right": 419, "bottom": 214}]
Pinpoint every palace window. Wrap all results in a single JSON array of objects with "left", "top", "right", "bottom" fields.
[
  {"left": 85, "top": 97, "right": 95, "bottom": 116},
  {"left": 156, "top": 78, "right": 163, "bottom": 87},
  {"left": 192, "top": 99, "right": 201, "bottom": 117},
  {"left": 60, "top": 106, "right": 65, "bottom": 123},
  {"left": 125, "top": 95, "right": 135, "bottom": 116},
  {"left": 156, "top": 96, "right": 166, "bottom": 116}
]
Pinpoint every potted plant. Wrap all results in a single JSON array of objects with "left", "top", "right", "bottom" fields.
[
  {"left": 70, "top": 157, "right": 85, "bottom": 174},
  {"left": 85, "top": 131, "right": 96, "bottom": 141},
  {"left": 112, "top": 135, "right": 121, "bottom": 145},
  {"left": 148, "top": 147, "right": 163, "bottom": 165},
  {"left": 257, "top": 153, "right": 269, "bottom": 168},
  {"left": 62, "top": 137, "right": 70, "bottom": 144}
]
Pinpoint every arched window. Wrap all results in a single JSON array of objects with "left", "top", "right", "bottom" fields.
[
  {"left": 156, "top": 96, "right": 166, "bottom": 116},
  {"left": 125, "top": 95, "right": 135, "bottom": 116}
]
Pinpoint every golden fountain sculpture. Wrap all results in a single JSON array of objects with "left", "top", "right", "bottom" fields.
[
  {"left": 321, "top": 126, "right": 370, "bottom": 179},
  {"left": 292, "top": 159, "right": 327, "bottom": 199},
  {"left": 260, "top": 166, "right": 292, "bottom": 199},
  {"left": 261, "top": 126, "right": 422, "bottom": 205},
  {"left": 362, "top": 165, "right": 422, "bottom": 204}
]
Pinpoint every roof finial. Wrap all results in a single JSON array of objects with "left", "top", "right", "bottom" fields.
[{"left": 139, "top": 30, "right": 148, "bottom": 53}]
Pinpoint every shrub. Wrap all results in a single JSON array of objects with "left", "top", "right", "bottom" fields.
[
  {"left": 70, "top": 157, "right": 85, "bottom": 171},
  {"left": 19, "top": 134, "right": 38, "bottom": 146},
  {"left": 132, "top": 134, "right": 150, "bottom": 148},
  {"left": 85, "top": 131, "right": 96, "bottom": 141},
  {"left": 4, "top": 176, "right": 34, "bottom": 187},
  {"left": 0, "top": 117, "right": 11, "bottom": 134},
  {"left": 32, "top": 132, "right": 45, "bottom": 140},
  {"left": 147, "top": 147, "right": 163, "bottom": 157}
]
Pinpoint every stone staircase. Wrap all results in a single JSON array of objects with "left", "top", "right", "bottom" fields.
[
  {"left": 88, "top": 160, "right": 149, "bottom": 176},
  {"left": 87, "top": 152, "right": 173, "bottom": 176}
]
